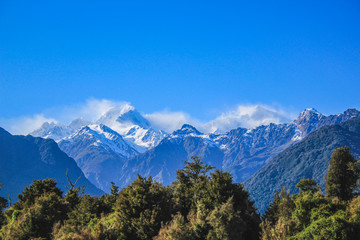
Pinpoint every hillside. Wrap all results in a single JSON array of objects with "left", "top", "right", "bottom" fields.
[
  {"left": 244, "top": 118, "right": 360, "bottom": 213},
  {"left": 0, "top": 128, "right": 103, "bottom": 200}
]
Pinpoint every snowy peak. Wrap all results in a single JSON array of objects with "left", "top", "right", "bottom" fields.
[
  {"left": 95, "top": 105, "right": 167, "bottom": 151},
  {"left": 122, "top": 126, "right": 167, "bottom": 152},
  {"left": 292, "top": 108, "right": 360, "bottom": 139},
  {"left": 30, "top": 121, "right": 73, "bottom": 141},
  {"left": 343, "top": 108, "right": 360, "bottom": 118},
  {"left": 295, "top": 108, "right": 325, "bottom": 122},
  {"left": 96, "top": 104, "right": 135, "bottom": 126},
  {"left": 64, "top": 124, "right": 139, "bottom": 158},
  {"left": 96, "top": 106, "right": 150, "bottom": 129},
  {"left": 173, "top": 124, "right": 202, "bottom": 136},
  {"left": 116, "top": 110, "right": 150, "bottom": 129}
]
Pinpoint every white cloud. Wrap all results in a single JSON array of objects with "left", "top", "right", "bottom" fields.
[
  {"left": 144, "top": 110, "right": 195, "bottom": 133},
  {"left": 53, "top": 98, "right": 131, "bottom": 123},
  {"left": 1, "top": 98, "right": 296, "bottom": 135},
  {"left": 0, "top": 114, "right": 58, "bottom": 135},
  {"left": 145, "top": 104, "right": 294, "bottom": 133},
  {"left": 1, "top": 98, "right": 132, "bottom": 135},
  {"left": 204, "top": 104, "right": 294, "bottom": 133}
]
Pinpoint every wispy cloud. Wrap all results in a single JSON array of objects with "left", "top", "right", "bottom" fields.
[
  {"left": 144, "top": 110, "right": 195, "bottom": 133},
  {"left": 0, "top": 98, "right": 296, "bottom": 135},
  {"left": 203, "top": 104, "right": 294, "bottom": 133},
  {"left": 145, "top": 104, "right": 294, "bottom": 133},
  {"left": 49, "top": 98, "right": 131, "bottom": 123},
  {"left": 0, "top": 114, "right": 58, "bottom": 135}
]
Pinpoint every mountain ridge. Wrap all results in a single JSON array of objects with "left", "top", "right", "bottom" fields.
[
  {"left": 0, "top": 127, "right": 103, "bottom": 200},
  {"left": 29, "top": 107, "right": 360, "bottom": 193},
  {"left": 244, "top": 117, "right": 360, "bottom": 213}
]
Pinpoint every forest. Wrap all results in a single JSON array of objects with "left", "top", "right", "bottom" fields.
[{"left": 1, "top": 147, "right": 360, "bottom": 240}]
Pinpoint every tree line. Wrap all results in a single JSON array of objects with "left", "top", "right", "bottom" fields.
[{"left": 0, "top": 147, "right": 360, "bottom": 240}]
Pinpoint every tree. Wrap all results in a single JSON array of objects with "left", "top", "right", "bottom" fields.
[
  {"left": 262, "top": 191, "right": 280, "bottom": 226},
  {"left": 113, "top": 175, "right": 171, "bottom": 240},
  {"left": 172, "top": 156, "right": 214, "bottom": 216},
  {"left": 0, "top": 183, "right": 8, "bottom": 228},
  {"left": 325, "top": 147, "right": 359, "bottom": 201},
  {"left": 296, "top": 179, "right": 321, "bottom": 194},
  {"left": 63, "top": 169, "right": 85, "bottom": 210},
  {"left": 166, "top": 157, "right": 260, "bottom": 240},
  {"left": 206, "top": 197, "right": 246, "bottom": 240},
  {"left": 1, "top": 192, "right": 68, "bottom": 240},
  {"left": 15, "top": 179, "right": 63, "bottom": 210},
  {"left": 182, "top": 156, "right": 214, "bottom": 183}
]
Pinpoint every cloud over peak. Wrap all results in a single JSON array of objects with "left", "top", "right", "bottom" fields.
[
  {"left": 205, "top": 104, "right": 293, "bottom": 133},
  {"left": 0, "top": 99, "right": 296, "bottom": 135}
]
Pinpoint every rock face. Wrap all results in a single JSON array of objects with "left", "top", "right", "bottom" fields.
[
  {"left": 116, "top": 108, "right": 360, "bottom": 188},
  {"left": 117, "top": 124, "right": 225, "bottom": 187},
  {"left": 244, "top": 118, "right": 360, "bottom": 213},
  {"left": 0, "top": 127, "right": 103, "bottom": 201}
]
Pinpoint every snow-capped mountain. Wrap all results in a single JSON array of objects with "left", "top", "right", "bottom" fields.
[
  {"left": 58, "top": 124, "right": 138, "bottom": 191},
  {"left": 30, "top": 104, "right": 167, "bottom": 152},
  {"left": 30, "top": 122, "right": 73, "bottom": 141},
  {"left": 96, "top": 106, "right": 167, "bottom": 151},
  {"left": 117, "top": 124, "right": 224, "bottom": 187},
  {"left": 116, "top": 108, "right": 360, "bottom": 187},
  {"left": 29, "top": 106, "right": 360, "bottom": 193},
  {"left": 29, "top": 104, "right": 168, "bottom": 192},
  {"left": 30, "top": 118, "right": 91, "bottom": 141}
]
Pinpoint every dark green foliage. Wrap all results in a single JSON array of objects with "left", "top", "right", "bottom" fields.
[
  {"left": 99, "top": 181, "right": 119, "bottom": 213},
  {"left": 110, "top": 181, "right": 119, "bottom": 197},
  {"left": 325, "top": 147, "right": 359, "bottom": 200},
  {"left": 1, "top": 192, "right": 68, "bottom": 240},
  {"left": 182, "top": 156, "right": 214, "bottom": 182},
  {"left": 66, "top": 195, "right": 106, "bottom": 227},
  {"left": 289, "top": 210, "right": 353, "bottom": 240},
  {"left": 262, "top": 175, "right": 360, "bottom": 239},
  {"left": 172, "top": 156, "right": 214, "bottom": 216},
  {"left": 114, "top": 175, "right": 172, "bottom": 240},
  {"left": 95, "top": 183, "right": 119, "bottom": 217},
  {"left": 206, "top": 197, "right": 248, "bottom": 240},
  {"left": 0, "top": 156, "right": 260, "bottom": 239},
  {"left": 0, "top": 184, "right": 7, "bottom": 229},
  {"left": 262, "top": 191, "right": 280, "bottom": 225},
  {"left": 165, "top": 157, "right": 260, "bottom": 240},
  {"left": 1, "top": 179, "right": 67, "bottom": 239},
  {"left": 15, "top": 178, "right": 63, "bottom": 210},
  {"left": 296, "top": 179, "right": 321, "bottom": 194},
  {"left": 260, "top": 146, "right": 360, "bottom": 239}
]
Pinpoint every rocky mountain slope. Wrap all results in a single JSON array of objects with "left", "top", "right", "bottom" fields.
[
  {"left": 244, "top": 118, "right": 360, "bottom": 213},
  {"left": 58, "top": 124, "right": 139, "bottom": 191},
  {"left": 118, "top": 124, "right": 225, "bottom": 186},
  {"left": 117, "top": 109, "right": 360, "bottom": 188}
]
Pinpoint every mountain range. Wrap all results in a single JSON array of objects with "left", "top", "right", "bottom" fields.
[
  {"left": 29, "top": 106, "right": 360, "bottom": 194},
  {"left": 245, "top": 117, "right": 360, "bottom": 213}
]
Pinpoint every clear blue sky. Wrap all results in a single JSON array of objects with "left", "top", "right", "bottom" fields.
[{"left": 1, "top": 0, "right": 359, "bottom": 120}]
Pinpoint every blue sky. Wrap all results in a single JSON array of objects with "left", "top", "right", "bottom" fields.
[{"left": 0, "top": 0, "right": 359, "bottom": 131}]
